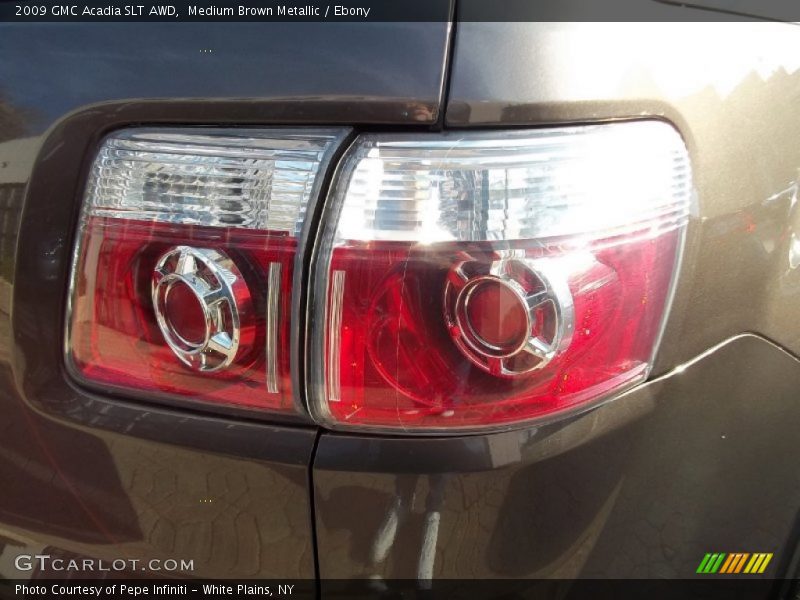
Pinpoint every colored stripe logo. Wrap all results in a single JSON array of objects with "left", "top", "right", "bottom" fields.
[{"left": 697, "top": 553, "right": 773, "bottom": 574}]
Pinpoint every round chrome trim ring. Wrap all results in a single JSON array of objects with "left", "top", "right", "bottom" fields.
[
  {"left": 445, "top": 257, "right": 575, "bottom": 377},
  {"left": 152, "top": 245, "right": 252, "bottom": 372}
]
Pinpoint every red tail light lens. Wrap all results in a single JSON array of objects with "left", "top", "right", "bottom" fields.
[
  {"left": 309, "top": 122, "right": 692, "bottom": 432},
  {"left": 67, "top": 128, "right": 348, "bottom": 414}
]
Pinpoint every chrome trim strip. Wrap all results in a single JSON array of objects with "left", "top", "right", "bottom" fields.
[
  {"left": 266, "top": 261, "right": 282, "bottom": 394},
  {"left": 327, "top": 270, "right": 346, "bottom": 403}
]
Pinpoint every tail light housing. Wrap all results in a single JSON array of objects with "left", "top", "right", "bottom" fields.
[
  {"left": 308, "top": 121, "right": 692, "bottom": 432},
  {"left": 66, "top": 127, "right": 348, "bottom": 415},
  {"left": 66, "top": 121, "right": 691, "bottom": 433}
]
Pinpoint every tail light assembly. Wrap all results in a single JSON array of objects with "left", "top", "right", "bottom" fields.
[
  {"left": 67, "top": 127, "right": 349, "bottom": 415},
  {"left": 67, "top": 121, "right": 691, "bottom": 433},
  {"left": 308, "top": 121, "right": 691, "bottom": 432}
]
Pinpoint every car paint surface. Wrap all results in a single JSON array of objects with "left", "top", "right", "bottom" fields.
[{"left": 0, "top": 13, "right": 799, "bottom": 590}]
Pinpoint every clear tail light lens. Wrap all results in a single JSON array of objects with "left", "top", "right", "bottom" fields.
[
  {"left": 309, "top": 121, "right": 692, "bottom": 432},
  {"left": 67, "top": 128, "right": 348, "bottom": 414}
]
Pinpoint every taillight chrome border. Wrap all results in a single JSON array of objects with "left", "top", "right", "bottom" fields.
[{"left": 306, "top": 121, "right": 694, "bottom": 435}]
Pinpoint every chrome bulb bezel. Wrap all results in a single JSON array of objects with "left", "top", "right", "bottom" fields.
[
  {"left": 444, "top": 257, "right": 575, "bottom": 377},
  {"left": 152, "top": 246, "right": 252, "bottom": 372}
]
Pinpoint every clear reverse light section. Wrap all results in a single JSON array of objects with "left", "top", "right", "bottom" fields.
[
  {"left": 335, "top": 121, "right": 691, "bottom": 243},
  {"left": 86, "top": 128, "right": 345, "bottom": 233}
]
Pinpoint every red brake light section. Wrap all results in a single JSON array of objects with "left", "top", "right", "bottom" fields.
[
  {"left": 71, "top": 220, "right": 295, "bottom": 410},
  {"left": 324, "top": 235, "right": 677, "bottom": 429}
]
